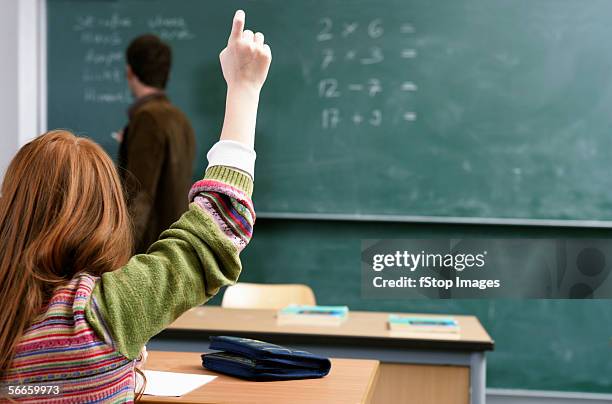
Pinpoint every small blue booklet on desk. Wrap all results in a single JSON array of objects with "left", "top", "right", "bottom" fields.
[
  {"left": 276, "top": 305, "right": 349, "bottom": 326},
  {"left": 388, "top": 315, "right": 460, "bottom": 333}
]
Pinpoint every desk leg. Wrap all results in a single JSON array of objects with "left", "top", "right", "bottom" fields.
[{"left": 470, "top": 352, "right": 486, "bottom": 404}]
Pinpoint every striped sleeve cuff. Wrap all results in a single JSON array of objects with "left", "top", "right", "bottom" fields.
[
  {"left": 201, "top": 166, "right": 253, "bottom": 197},
  {"left": 206, "top": 140, "right": 256, "bottom": 180},
  {"left": 188, "top": 166, "right": 256, "bottom": 250}
]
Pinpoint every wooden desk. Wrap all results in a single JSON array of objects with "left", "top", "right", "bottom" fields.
[
  {"left": 151, "top": 307, "right": 494, "bottom": 404},
  {"left": 141, "top": 351, "right": 379, "bottom": 404}
]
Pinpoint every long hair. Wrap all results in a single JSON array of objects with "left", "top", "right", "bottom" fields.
[{"left": 0, "top": 130, "right": 133, "bottom": 376}]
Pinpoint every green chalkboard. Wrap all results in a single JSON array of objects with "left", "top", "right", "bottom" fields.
[{"left": 47, "top": 0, "right": 612, "bottom": 222}]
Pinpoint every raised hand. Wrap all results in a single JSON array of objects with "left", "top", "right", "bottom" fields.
[
  {"left": 217, "top": 10, "right": 272, "bottom": 149},
  {"left": 219, "top": 10, "right": 272, "bottom": 93}
]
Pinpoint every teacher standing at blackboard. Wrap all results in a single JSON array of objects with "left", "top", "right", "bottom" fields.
[{"left": 118, "top": 34, "right": 196, "bottom": 254}]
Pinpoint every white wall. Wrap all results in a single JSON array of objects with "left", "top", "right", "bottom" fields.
[
  {"left": 0, "top": 1, "right": 20, "bottom": 178},
  {"left": 0, "top": 0, "right": 44, "bottom": 179}
]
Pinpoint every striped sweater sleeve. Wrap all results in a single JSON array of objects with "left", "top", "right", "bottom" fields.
[{"left": 84, "top": 166, "right": 254, "bottom": 360}]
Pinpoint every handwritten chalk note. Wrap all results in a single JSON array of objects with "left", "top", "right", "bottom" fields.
[{"left": 73, "top": 13, "right": 195, "bottom": 104}]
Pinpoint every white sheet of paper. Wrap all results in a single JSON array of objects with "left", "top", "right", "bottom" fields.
[{"left": 143, "top": 370, "right": 217, "bottom": 397}]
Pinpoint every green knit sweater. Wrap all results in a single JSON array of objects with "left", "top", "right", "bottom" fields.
[{"left": 85, "top": 166, "right": 254, "bottom": 359}]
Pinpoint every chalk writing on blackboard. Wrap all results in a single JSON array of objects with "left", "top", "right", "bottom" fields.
[
  {"left": 74, "top": 13, "right": 195, "bottom": 104},
  {"left": 315, "top": 18, "right": 417, "bottom": 129}
]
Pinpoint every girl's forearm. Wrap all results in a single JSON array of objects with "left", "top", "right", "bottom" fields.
[{"left": 219, "top": 85, "right": 261, "bottom": 149}]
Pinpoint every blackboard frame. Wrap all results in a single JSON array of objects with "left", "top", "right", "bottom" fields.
[{"left": 257, "top": 211, "right": 612, "bottom": 228}]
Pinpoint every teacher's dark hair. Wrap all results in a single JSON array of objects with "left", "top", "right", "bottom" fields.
[{"left": 126, "top": 34, "right": 172, "bottom": 89}]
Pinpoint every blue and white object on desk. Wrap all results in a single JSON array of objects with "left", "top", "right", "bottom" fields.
[
  {"left": 202, "top": 336, "right": 332, "bottom": 381},
  {"left": 388, "top": 315, "right": 460, "bottom": 333},
  {"left": 277, "top": 305, "right": 349, "bottom": 326}
]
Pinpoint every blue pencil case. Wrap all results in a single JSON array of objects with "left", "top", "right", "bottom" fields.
[{"left": 201, "top": 336, "right": 332, "bottom": 381}]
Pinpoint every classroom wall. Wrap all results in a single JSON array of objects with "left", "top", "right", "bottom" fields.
[
  {"left": 8, "top": 0, "right": 611, "bottom": 396},
  {"left": 0, "top": 0, "right": 20, "bottom": 178},
  {"left": 0, "top": 0, "right": 44, "bottom": 179}
]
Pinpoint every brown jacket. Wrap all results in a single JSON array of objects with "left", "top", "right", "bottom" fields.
[{"left": 119, "top": 93, "right": 196, "bottom": 254}]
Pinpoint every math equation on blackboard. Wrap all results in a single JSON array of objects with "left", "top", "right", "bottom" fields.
[{"left": 315, "top": 17, "right": 418, "bottom": 130}]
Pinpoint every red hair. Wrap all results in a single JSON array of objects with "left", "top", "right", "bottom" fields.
[{"left": 0, "top": 130, "right": 133, "bottom": 375}]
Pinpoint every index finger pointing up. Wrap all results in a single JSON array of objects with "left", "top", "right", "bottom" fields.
[{"left": 229, "top": 10, "right": 245, "bottom": 43}]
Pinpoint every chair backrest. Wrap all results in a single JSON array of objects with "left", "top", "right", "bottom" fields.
[{"left": 221, "top": 282, "right": 316, "bottom": 309}]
